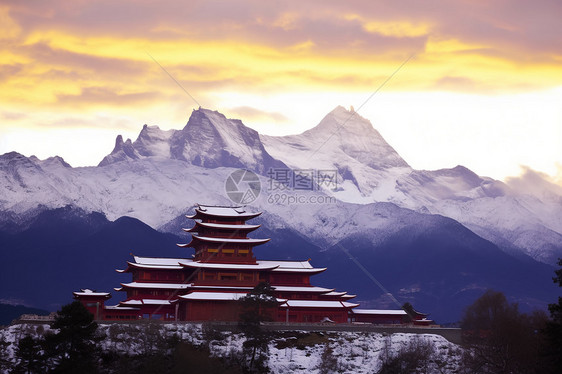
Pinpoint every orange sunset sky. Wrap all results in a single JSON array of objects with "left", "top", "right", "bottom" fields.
[{"left": 0, "top": 0, "right": 561, "bottom": 183}]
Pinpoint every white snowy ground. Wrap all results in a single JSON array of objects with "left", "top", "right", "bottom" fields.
[{"left": 0, "top": 323, "right": 464, "bottom": 373}]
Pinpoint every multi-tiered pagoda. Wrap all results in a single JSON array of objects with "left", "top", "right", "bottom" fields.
[{"left": 74, "top": 204, "right": 431, "bottom": 325}]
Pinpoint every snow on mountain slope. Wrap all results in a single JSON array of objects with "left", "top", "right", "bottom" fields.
[
  {"left": 262, "top": 106, "right": 412, "bottom": 204},
  {"left": 0, "top": 151, "right": 459, "bottom": 251},
  {"left": 262, "top": 107, "right": 562, "bottom": 264},
  {"left": 99, "top": 108, "right": 286, "bottom": 173},
  {"left": 1, "top": 106, "right": 561, "bottom": 264}
]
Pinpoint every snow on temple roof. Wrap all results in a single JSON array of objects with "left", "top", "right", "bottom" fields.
[
  {"left": 118, "top": 282, "right": 192, "bottom": 290},
  {"left": 178, "top": 235, "right": 270, "bottom": 247},
  {"left": 270, "top": 266, "right": 327, "bottom": 274},
  {"left": 133, "top": 256, "right": 186, "bottom": 266},
  {"left": 73, "top": 289, "right": 111, "bottom": 297},
  {"left": 257, "top": 260, "right": 327, "bottom": 273},
  {"left": 184, "top": 222, "right": 261, "bottom": 231},
  {"left": 179, "top": 292, "right": 248, "bottom": 301},
  {"left": 179, "top": 261, "right": 279, "bottom": 270},
  {"left": 351, "top": 309, "right": 407, "bottom": 315},
  {"left": 179, "top": 292, "right": 287, "bottom": 303},
  {"left": 104, "top": 305, "right": 139, "bottom": 310},
  {"left": 120, "top": 299, "right": 173, "bottom": 306},
  {"left": 281, "top": 300, "right": 359, "bottom": 308},
  {"left": 189, "top": 285, "right": 254, "bottom": 290},
  {"left": 117, "top": 261, "right": 184, "bottom": 272},
  {"left": 322, "top": 291, "right": 347, "bottom": 296},
  {"left": 186, "top": 205, "right": 262, "bottom": 219},
  {"left": 258, "top": 260, "right": 313, "bottom": 269},
  {"left": 273, "top": 286, "right": 334, "bottom": 293}
]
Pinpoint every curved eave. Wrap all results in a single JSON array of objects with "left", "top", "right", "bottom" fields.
[
  {"left": 178, "top": 235, "right": 270, "bottom": 247},
  {"left": 187, "top": 209, "right": 262, "bottom": 221},
  {"left": 104, "top": 305, "right": 140, "bottom": 311},
  {"left": 280, "top": 300, "right": 360, "bottom": 309},
  {"left": 119, "top": 282, "right": 191, "bottom": 290},
  {"left": 183, "top": 221, "right": 261, "bottom": 233},
  {"left": 273, "top": 286, "right": 335, "bottom": 293},
  {"left": 73, "top": 292, "right": 111, "bottom": 299},
  {"left": 271, "top": 267, "right": 327, "bottom": 274},
  {"left": 321, "top": 291, "right": 347, "bottom": 296},
  {"left": 179, "top": 261, "right": 279, "bottom": 270},
  {"left": 120, "top": 261, "right": 183, "bottom": 270},
  {"left": 119, "top": 299, "right": 174, "bottom": 306},
  {"left": 411, "top": 309, "right": 429, "bottom": 318}
]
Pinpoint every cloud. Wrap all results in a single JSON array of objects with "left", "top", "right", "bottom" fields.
[
  {"left": 433, "top": 76, "right": 478, "bottom": 91},
  {"left": 56, "top": 86, "right": 159, "bottom": 107},
  {"left": 505, "top": 166, "right": 562, "bottom": 200},
  {"left": 226, "top": 106, "right": 289, "bottom": 123},
  {"left": 1, "top": 111, "right": 28, "bottom": 120},
  {"left": 20, "top": 42, "right": 149, "bottom": 78}
]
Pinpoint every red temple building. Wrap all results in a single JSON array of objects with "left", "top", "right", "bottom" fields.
[{"left": 74, "top": 204, "right": 431, "bottom": 325}]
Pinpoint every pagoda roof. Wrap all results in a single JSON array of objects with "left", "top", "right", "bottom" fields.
[
  {"left": 73, "top": 289, "right": 111, "bottom": 298},
  {"left": 189, "top": 285, "right": 254, "bottom": 291},
  {"left": 272, "top": 286, "right": 334, "bottom": 293},
  {"left": 117, "top": 256, "right": 326, "bottom": 274},
  {"left": 351, "top": 309, "right": 407, "bottom": 315},
  {"left": 116, "top": 261, "right": 184, "bottom": 272},
  {"left": 257, "top": 260, "right": 327, "bottom": 274},
  {"left": 187, "top": 205, "right": 262, "bottom": 220},
  {"left": 104, "top": 305, "right": 140, "bottom": 311},
  {"left": 134, "top": 256, "right": 186, "bottom": 266},
  {"left": 179, "top": 292, "right": 248, "bottom": 301},
  {"left": 179, "top": 260, "right": 279, "bottom": 270},
  {"left": 116, "top": 282, "right": 191, "bottom": 291},
  {"left": 321, "top": 291, "right": 347, "bottom": 296},
  {"left": 120, "top": 299, "right": 173, "bottom": 306},
  {"left": 281, "top": 300, "right": 359, "bottom": 308},
  {"left": 184, "top": 221, "right": 261, "bottom": 232},
  {"left": 178, "top": 235, "right": 270, "bottom": 247},
  {"left": 342, "top": 294, "right": 357, "bottom": 299},
  {"left": 178, "top": 291, "right": 287, "bottom": 303}
]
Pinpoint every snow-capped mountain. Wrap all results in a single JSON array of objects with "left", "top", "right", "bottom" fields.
[
  {"left": 262, "top": 106, "right": 412, "bottom": 203},
  {"left": 1, "top": 106, "right": 561, "bottom": 264},
  {"left": 2, "top": 107, "right": 561, "bottom": 321},
  {"left": 262, "top": 107, "right": 562, "bottom": 264},
  {"left": 99, "top": 108, "right": 286, "bottom": 173}
]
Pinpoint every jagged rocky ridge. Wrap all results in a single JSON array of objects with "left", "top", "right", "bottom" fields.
[{"left": 1, "top": 106, "right": 561, "bottom": 265}]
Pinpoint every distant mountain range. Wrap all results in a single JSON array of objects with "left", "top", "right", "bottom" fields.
[{"left": 0, "top": 106, "right": 560, "bottom": 323}]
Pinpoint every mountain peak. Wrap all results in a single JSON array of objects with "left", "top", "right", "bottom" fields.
[
  {"left": 134, "top": 124, "right": 173, "bottom": 158},
  {"left": 96, "top": 108, "right": 285, "bottom": 173},
  {"left": 301, "top": 106, "right": 409, "bottom": 170},
  {"left": 170, "top": 107, "right": 285, "bottom": 173},
  {"left": 98, "top": 135, "right": 140, "bottom": 167}
]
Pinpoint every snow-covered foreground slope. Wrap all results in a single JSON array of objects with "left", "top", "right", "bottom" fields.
[{"left": 0, "top": 323, "right": 464, "bottom": 374}]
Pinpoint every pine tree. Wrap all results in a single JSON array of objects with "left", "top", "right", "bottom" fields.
[
  {"left": 14, "top": 336, "right": 42, "bottom": 374},
  {"left": 542, "top": 258, "right": 562, "bottom": 372},
  {"left": 238, "top": 282, "right": 277, "bottom": 373},
  {"left": 49, "top": 301, "right": 101, "bottom": 373}
]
